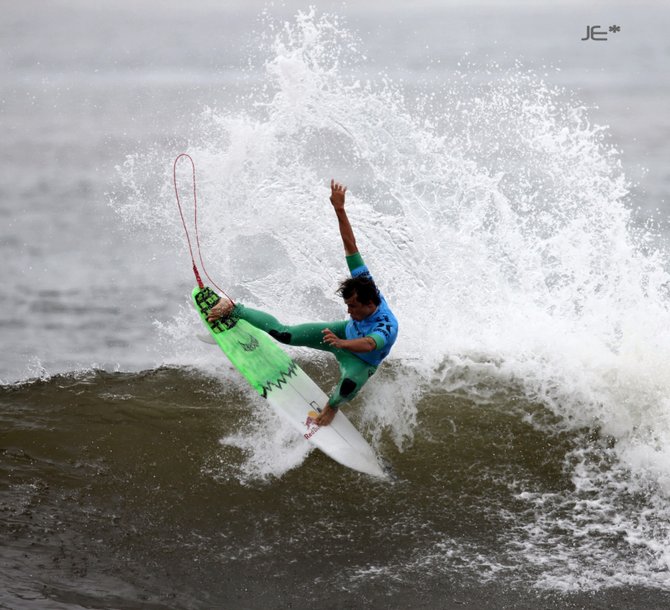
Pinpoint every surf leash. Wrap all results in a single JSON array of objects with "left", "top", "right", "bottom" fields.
[{"left": 173, "top": 153, "right": 234, "bottom": 304}]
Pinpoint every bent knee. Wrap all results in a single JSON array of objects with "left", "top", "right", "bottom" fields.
[
  {"left": 269, "top": 329, "right": 292, "bottom": 344},
  {"left": 339, "top": 377, "right": 358, "bottom": 399}
]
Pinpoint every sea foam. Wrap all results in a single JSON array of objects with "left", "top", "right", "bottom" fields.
[{"left": 119, "top": 8, "right": 670, "bottom": 532}]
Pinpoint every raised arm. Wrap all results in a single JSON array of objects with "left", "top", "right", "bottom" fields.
[{"left": 330, "top": 179, "right": 358, "bottom": 255}]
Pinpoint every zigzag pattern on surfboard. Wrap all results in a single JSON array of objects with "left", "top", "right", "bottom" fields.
[{"left": 261, "top": 360, "right": 299, "bottom": 399}]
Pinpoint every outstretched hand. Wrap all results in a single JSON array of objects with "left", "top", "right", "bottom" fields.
[{"left": 330, "top": 179, "right": 347, "bottom": 211}]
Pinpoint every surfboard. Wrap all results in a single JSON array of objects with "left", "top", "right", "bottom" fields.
[{"left": 193, "top": 286, "right": 387, "bottom": 478}]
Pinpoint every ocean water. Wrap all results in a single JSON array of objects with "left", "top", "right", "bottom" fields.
[{"left": 2, "top": 1, "right": 670, "bottom": 608}]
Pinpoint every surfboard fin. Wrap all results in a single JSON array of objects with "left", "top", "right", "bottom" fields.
[{"left": 196, "top": 333, "right": 217, "bottom": 345}]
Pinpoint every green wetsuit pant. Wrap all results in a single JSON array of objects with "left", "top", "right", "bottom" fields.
[{"left": 232, "top": 304, "right": 377, "bottom": 408}]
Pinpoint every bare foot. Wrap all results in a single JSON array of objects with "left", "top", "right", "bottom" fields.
[
  {"left": 315, "top": 404, "right": 337, "bottom": 426},
  {"left": 207, "top": 296, "right": 234, "bottom": 322}
]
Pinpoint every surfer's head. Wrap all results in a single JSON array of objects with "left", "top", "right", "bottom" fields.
[{"left": 337, "top": 276, "right": 380, "bottom": 320}]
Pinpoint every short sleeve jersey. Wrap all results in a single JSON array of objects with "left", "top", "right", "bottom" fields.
[{"left": 344, "top": 252, "right": 399, "bottom": 367}]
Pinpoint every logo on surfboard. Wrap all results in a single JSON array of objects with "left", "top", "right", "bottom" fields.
[{"left": 238, "top": 335, "right": 259, "bottom": 352}]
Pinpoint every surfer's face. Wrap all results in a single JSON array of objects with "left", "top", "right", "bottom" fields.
[{"left": 344, "top": 293, "right": 377, "bottom": 321}]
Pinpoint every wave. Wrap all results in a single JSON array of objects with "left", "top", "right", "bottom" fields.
[
  {"left": 3, "top": 364, "right": 670, "bottom": 595},
  {"left": 100, "top": 7, "right": 670, "bottom": 594},
  {"left": 112, "top": 8, "right": 670, "bottom": 495}
]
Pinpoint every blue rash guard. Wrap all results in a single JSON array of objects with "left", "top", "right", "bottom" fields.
[{"left": 345, "top": 252, "right": 399, "bottom": 367}]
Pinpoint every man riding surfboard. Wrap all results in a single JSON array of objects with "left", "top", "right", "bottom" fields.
[{"left": 207, "top": 180, "right": 398, "bottom": 426}]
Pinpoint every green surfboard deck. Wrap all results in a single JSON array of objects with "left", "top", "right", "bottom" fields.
[{"left": 192, "top": 287, "right": 297, "bottom": 398}]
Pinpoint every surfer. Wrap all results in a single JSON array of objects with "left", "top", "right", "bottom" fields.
[{"left": 207, "top": 180, "right": 398, "bottom": 426}]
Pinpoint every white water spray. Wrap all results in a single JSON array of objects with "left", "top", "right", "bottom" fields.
[{"left": 118, "top": 11, "right": 670, "bottom": 497}]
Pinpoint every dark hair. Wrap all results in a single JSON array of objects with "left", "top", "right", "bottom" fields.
[{"left": 337, "top": 276, "right": 381, "bottom": 306}]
